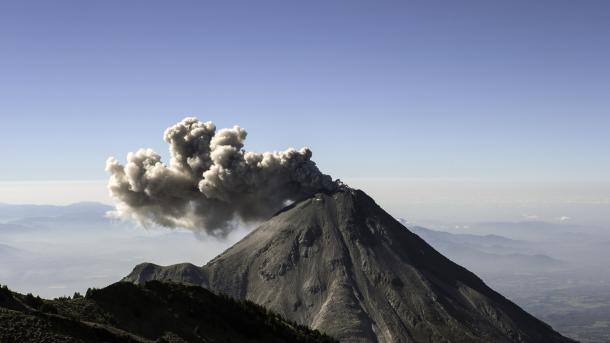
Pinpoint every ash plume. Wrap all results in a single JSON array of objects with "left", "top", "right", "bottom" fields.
[{"left": 106, "top": 117, "right": 336, "bottom": 236}]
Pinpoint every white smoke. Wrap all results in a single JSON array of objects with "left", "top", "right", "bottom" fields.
[{"left": 106, "top": 117, "right": 336, "bottom": 236}]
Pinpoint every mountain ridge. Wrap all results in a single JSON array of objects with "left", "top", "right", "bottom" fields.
[{"left": 0, "top": 280, "right": 337, "bottom": 343}]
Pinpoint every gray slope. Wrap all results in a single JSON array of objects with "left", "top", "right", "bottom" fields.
[{"left": 124, "top": 188, "right": 573, "bottom": 343}]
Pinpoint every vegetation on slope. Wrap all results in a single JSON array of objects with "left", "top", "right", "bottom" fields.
[{"left": 0, "top": 281, "right": 337, "bottom": 343}]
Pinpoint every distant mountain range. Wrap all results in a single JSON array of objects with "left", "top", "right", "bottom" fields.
[
  {"left": 0, "top": 202, "right": 112, "bottom": 223},
  {"left": 462, "top": 221, "right": 595, "bottom": 241},
  {"left": 407, "top": 225, "right": 565, "bottom": 274}
]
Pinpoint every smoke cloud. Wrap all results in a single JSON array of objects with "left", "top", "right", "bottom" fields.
[{"left": 106, "top": 117, "right": 336, "bottom": 236}]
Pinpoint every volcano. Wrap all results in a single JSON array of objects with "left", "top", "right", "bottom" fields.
[{"left": 124, "top": 186, "right": 572, "bottom": 342}]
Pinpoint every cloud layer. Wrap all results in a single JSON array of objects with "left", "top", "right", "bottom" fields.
[{"left": 106, "top": 117, "right": 336, "bottom": 236}]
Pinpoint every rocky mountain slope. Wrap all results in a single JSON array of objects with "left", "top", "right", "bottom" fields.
[
  {"left": 0, "top": 281, "right": 336, "bottom": 343},
  {"left": 125, "top": 187, "right": 574, "bottom": 343}
]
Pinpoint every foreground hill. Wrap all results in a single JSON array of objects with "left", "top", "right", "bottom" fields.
[
  {"left": 0, "top": 281, "right": 336, "bottom": 343},
  {"left": 125, "top": 187, "right": 574, "bottom": 342}
]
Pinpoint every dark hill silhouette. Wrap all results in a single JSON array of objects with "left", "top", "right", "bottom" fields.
[{"left": 0, "top": 281, "right": 336, "bottom": 343}]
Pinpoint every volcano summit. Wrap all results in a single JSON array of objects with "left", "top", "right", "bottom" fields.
[{"left": 125, "top": 186, "right": 572, "bottom": 342}]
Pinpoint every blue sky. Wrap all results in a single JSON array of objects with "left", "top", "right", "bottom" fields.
[{"left": 1, "top": 0, "right": 609, "bottom": 183}]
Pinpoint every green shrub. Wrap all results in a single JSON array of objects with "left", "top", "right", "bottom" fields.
[{"left": 24, "top": 293, "right": 44, "bottom": 309}]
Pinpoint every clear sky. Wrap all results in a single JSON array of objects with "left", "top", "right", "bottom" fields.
[{"left": 1, "top": 0, "right": 609, "bottom": 184}]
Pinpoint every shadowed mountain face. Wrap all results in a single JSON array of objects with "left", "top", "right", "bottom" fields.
[{"left": 124, "top": 187, "right": 573, "bottom": 343}]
